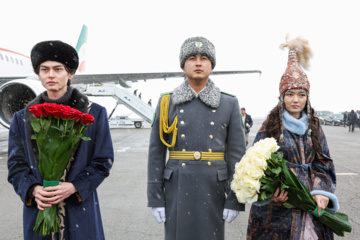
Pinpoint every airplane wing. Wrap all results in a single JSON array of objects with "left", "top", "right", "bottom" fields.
[
  {"left": 0, "top": 70, "right": 261, "bottom": 88},
  {"left": 71, "top": 70, "right": 262, "bottom": 88}
]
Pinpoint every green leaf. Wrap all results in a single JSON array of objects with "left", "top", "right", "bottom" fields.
[
  {"left": 276, "top": 151, "right": 284, "bottom": 159},
  {"left": 281, "top": 158, "right": 303, "bottom": 189},
  {"left": 283, "top": 202, "right": 295, "bottom": 209},
  {"left": 80, "top": 136, "right": 91, "bottom": 141},
  {"left": 260, "top": 178, "right": 268, "bottom": 183},
  {"left": 264, "top": 169, "right": 274, "bottom": 177},
  {"left": 318, "top": 209, "right": 352, "bottom": 236},
  {"left": 286, "top": 187, "right": 316, "bottom": 211},
  {"left": 31, "top": 118, "right": 41, "bottom": 133},
  {"left": 280, "top": 182, "right": 289, "bottom": 190},
  {"left": 271, "top": 166, "right": 282, "bottom": 175},
  {"left": 259, "top": 191, "right": 268, "bottom": 201},
  {"left": 50, "top": 125, "right": 61, "bottom": 131}
]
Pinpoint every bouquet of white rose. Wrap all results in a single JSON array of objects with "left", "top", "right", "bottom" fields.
[{"left": 230, "top": 137, "right": 351, "bottom": 237}]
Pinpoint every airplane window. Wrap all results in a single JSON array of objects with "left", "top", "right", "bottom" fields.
[
  {"left": 15, "top": 58, "right": 19, "bottom": 64},
  {"left": 5, "top": 55, "right": 9, "bottom": 62},
  {"left": 10, "top": 57, "right": 14, "bottom": 63},
  {"left": 20, "top": 59, "right": 23, "bottom": 65},
  {"left": 0, "top": 54, "right": 3, "bottom": 60}
]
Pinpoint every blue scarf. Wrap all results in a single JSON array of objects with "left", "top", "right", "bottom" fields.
[{"left": 283, "top": 109, "right": 308, "bottom": 135}]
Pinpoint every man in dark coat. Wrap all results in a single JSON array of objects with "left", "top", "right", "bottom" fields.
[
  {"left": 7, "top": 41, "right": 114, "bottom": 239},
  {"left": 241, "top": 107, "right": 253, "bottom": 146},
  {"left": 348, "top": 110, "right": 357, "bottom": 132},
  {"left": 147, "top": 36, "right": 246, "bottom": 240}
]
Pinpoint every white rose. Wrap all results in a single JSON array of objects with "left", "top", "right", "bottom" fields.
[{"left": 235, "top": 188, "right": 259, "bottom": 204}]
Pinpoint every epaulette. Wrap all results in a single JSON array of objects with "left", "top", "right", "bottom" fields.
[
  {"left": 221, "top": 91, "right": 236, "bottom": 97},
  {"left": 160, "top": 91, "right": 173, "bottom": 96}
]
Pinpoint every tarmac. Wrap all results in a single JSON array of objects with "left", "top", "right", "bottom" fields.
[{"left": 0, "top": 120, "right": 359, "bottom": 240}]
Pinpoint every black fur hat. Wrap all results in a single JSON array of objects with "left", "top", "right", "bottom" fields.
[{"left": 30, "top": 40, "right": 79, "bottom": 72}]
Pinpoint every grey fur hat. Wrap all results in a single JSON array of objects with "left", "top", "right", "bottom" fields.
[
  {"left": 31, "top": 40, "right": 79, "bottom": 71},
  {"left": 179, "top": 36, "right": 216, "bottom": 69}
]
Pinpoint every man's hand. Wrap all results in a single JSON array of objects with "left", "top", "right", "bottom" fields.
[
  {"left": 151, "top": 207, "right": 166, "bottom": 223},
  {"left": 223, "top": 208, "right": 239, "bottom": 223},
  {"left": 33, "top": 182, "right": 77, "bottom": 210}
]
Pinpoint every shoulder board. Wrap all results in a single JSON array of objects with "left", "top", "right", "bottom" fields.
[
  {"left": 221, "top": 91, "right": 236, "bottom": 97},
  {"left": 160, "top": 91, "right": 173, "bottom": 97}
]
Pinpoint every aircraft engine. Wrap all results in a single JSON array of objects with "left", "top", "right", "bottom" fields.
[{"left": 0, "top": 79, "right": 45, "bottom": 128}]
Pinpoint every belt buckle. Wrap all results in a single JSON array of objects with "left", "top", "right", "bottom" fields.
[{"left": 193, "top": 151, "right": 201, "bottom": 160}]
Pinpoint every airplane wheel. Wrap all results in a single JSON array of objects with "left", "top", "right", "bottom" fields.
[{"left": 134, "top": 122, "right": 142, "bottom": 128}]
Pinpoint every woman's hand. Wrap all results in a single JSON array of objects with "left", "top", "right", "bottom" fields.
[
  {"left": 271, "top": 188, "right": 288, "bottom": 203},
  {"left": 313, "top": 194, "right": 329, "bottom": 216}
]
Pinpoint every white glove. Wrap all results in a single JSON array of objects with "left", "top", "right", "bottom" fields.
[
  {"left": 223, "top": 208, "right": 239, "bottom": 223},
  {"left": 151, "top": 207, "right": 166, "bottom": 223}
]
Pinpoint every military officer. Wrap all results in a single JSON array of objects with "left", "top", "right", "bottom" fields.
[{"left": 147, "top": 36, "right": 246, "bottom": 240}]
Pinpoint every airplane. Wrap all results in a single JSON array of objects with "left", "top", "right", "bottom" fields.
[{"left": 0, "top": 25, "right": 262, "bottom": 129}]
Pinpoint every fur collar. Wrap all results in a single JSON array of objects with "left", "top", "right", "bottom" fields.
[
  {"left": 24, "top": 87, "right": 89, "bottom": 161},
  {"left": 172, "top": 79, "right": 221, "bottom": 108}
]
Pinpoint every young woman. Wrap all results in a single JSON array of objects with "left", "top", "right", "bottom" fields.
[{"left": 246, "top": 37, "right": 338, "bottom": 240}]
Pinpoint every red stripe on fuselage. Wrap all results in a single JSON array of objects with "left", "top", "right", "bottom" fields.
[
  {"left": 78, "top": 61, "right": 86, "bottom": 72},
  {"left": 0, "top": 48, "right": 30, "bottom": 59}
]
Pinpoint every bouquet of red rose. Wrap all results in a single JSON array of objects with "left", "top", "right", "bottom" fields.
[{"left": 28, "top": 102, "right": 95, "bottom": 237}]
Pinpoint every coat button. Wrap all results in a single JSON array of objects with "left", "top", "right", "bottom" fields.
[
  {"left": 181, "top": 134, "right": 185, "bottom": 138},
  {"left": 208, "top": 149, "right": 212, "bottom": 152},
  {"left": 182, "top": 163, "right": 186, "bottom": 167},
  {"left": 212, "top": 109, "right": 216, "bottom": 113},
  {"left": 180, "top": 109, "right": 184, "bottom": 113},
  {"left": 182, "top": 149, "right": 186, "bottom": 151},
  {"left": 210, "top": 122, "right": 214, "bottom": 126},
  {"left": 209, "top": 135, "right": 213, "bottom": 139},
  {"left": 180, "top": 121, "right": 185, "bottom": 125},
  {"left": 208, "top": 161, "right": 211, "bottom": 166}
]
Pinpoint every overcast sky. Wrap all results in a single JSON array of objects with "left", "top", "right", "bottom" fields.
[{"left": 1, "top": 0, "right": 359, "bottom": 117}]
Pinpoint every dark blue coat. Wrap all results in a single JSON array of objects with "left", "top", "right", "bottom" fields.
[{"left": 8, "top": 102, "right": 114, "bottom": 240}]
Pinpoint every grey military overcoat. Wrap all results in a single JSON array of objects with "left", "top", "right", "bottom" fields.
[{"left": 147, "top": 79, "right": 246, "bottom": 240}]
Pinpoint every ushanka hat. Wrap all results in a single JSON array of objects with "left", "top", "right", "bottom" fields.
[
  {"left": 179, "top": 36, "right": 216, "bottom": 69},
  {"left": 31, "top": 40, "right": 79, "bottom": 71},
  {"left": 278, "top": 35, "right": 313, "bottom": 144}
]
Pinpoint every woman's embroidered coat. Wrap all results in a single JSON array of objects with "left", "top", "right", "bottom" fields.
[{"left": 246, "top": 123, "right": 336, "bottom": 240}]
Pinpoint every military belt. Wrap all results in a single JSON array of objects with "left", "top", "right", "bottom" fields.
[{"left": 169, "top": 151, "right": 225, "bottom": 161}]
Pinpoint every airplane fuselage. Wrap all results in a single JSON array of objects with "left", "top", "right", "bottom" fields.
[{"left": 0, "top": 48, "right": 33, "bottom": 76}]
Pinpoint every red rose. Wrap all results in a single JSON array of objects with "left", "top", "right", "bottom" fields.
[
  {"left": 73, "top": 110, "right": 84, "bottom": 123},
  {"left": 29, "top": 104, "right": 45, "bottom": 118},
  {"left": 81, "top": 113, "right": 95, "bottom": 125},
  {"left": 42, "top": 103, "right": 63, "bottom": 118},
  {"left": 61, "top": 105, "right": 76, "bottom": 119}
]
